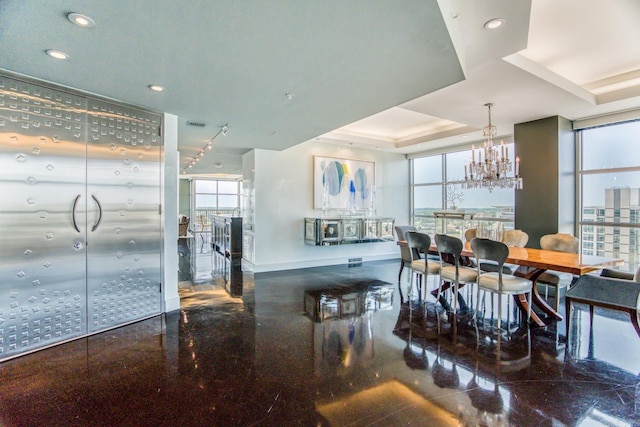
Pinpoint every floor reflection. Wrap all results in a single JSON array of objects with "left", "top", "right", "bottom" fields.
[{"left": 0, "top": 260, "right": 638, "bottom": 426}]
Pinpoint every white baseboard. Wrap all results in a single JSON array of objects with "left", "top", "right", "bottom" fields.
[{"left": 164, "top": 295, "right": 181, "bottom": 313}]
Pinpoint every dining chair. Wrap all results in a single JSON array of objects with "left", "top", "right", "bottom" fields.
[
  {"left": 464, "top": 228, "right": 479, "bottom": 268},
  {"left": 405, "top": 231, "right": 440, "bottom": 303},
  {"left": 502, "top": 229, "right": 529, "bottom": 248},
  {"left": 435, "top": 234, "right": 477, "bottom": 318},
  {"left": 464, "top": 228, "right": 477, "bottom": 242},
  {"left": 480, "top": 229, "right": 529, "bottom": 274},
  {"left": 471, "top": 238, "right": 533, "bottom": 332},
  {"left": 395, "top": 225, "right": 417, "bottom": 282},
  {"left": 538, "top": 233, "right": 579, "bottom": 313},
  {"left": 565, "top": 266, "right": 640, "bottom": 340}
]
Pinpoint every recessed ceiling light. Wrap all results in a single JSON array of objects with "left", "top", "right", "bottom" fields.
[
  {"left": 148, "top": 84, "right": 165, "bottom": 92},
  {"left": 46, "top": 49, "right": 69, "bottom": 60},
  {"left": 484, "top": 18, "right": 505, "bottom": 30},
  {"left": 67, "top": 13, "right": 95, "bottom": 28}
]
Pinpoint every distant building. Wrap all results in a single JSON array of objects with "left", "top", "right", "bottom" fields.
[{"left": 582, "top": 187, "right": 640, "bottom": 270}]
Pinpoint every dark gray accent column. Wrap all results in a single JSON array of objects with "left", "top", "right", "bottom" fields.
[{"left": 514, "top": 116, "right": 575, "bottom": 248}]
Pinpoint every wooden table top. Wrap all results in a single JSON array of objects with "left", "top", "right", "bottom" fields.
[
  {"left": 398, "top": 240, "right": 624, "bottom": 275},
  {"left": 462, "top": 243, "right": 623, "bottom": 275}
]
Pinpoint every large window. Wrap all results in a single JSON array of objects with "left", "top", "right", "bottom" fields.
[
  {"left": 191, "top": 179, "right": 241, "bottom": 252},
  {"left": 194, "top": 179, "right": 241, "bottom": 218},
  {"left": 411, "top": 145, "right": 515, "bottom": 236},
  {"left": 579, "top": 120, "right": 640, "bottom": 271}
]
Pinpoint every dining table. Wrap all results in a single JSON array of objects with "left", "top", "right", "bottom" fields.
[{"left": 398, "top": 240, "right": 624, "bottom": 327}]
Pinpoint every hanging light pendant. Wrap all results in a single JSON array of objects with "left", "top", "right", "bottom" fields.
[{"left": 463, "top": 103, "right": 523, "bottom": 192}]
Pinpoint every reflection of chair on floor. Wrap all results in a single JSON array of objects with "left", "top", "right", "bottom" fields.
[
  {"left": 466, "top": 361, "right": 504, "bottom": 417},
  {"left": 432, "top": 347, "right": 459, "bottom": 389},
  {"left": 403, "top": 336, "right": 429, "bottom": 370}
]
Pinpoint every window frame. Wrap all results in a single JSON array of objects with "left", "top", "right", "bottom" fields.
[
  {"left": 409, "top": 145, "right": 516, "bottom": 234},
  {"left": 577, "top": 120, "right": 640, "bottom": 272}
]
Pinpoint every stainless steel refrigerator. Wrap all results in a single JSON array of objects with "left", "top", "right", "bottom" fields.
[{"left": 0, "top": 74, "right": 163, "bottom": 361}]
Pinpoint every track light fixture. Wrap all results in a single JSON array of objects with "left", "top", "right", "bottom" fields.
[{"left": 182, "top": 123, "right": 229, "bottom": 173}]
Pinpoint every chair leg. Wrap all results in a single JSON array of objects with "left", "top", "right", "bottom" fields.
[
  {"left": 565, "top": 297, "right": 572, "bottom": 339},
  {"left": 497, "top": 292, "right": 502, "bottom": 332},
  {"left": 506, "top": 297, "right": 511, "bottom": 331},
  {"left": 423, "top": 273, "right": 428, "bottom": 302},
  {"left": 630, "top": 309, "right": 640, "bottom": 338},
  {"left": 474, "top": 286, "right": 482, "bottom": 326},
  {"left": 452, "top": 281, "right": 458, "bottom": 316}
]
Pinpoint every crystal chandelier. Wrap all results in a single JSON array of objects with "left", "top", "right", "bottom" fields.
[{"left": 463, "top": 103, "right": 523, "bottom": 192}]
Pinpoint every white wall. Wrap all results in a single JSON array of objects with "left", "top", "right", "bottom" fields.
[
  {"left": 163, "top": 113, "right": 180, "bottom": 312},
  {"left": 242, "top": 151, "right": 256, "bottom": 265},
  {"left": 244, "top": 140, "right": 409, "bottom": 272}
]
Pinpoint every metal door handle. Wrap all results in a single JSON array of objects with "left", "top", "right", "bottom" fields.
[
  {"left": 71, "top": 194, "right": 81, "bottom": 233},
  {"left": 91, "top": 194, "right": 103, "bottom": 232}
]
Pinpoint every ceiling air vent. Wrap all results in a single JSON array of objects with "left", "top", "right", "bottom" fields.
[{"left": 186, "top": 121, "right": 206, "bottom": 127}]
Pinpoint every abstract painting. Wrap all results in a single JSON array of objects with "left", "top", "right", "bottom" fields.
[{"left": 314, "top": 156, "right": 375, "bottom": 211}]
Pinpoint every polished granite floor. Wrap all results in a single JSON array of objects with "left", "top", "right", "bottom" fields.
[{"left": 1, "top": 260, "right": 639, "bottom": 426}]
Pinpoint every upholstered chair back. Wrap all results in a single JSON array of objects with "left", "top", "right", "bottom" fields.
[
  {"left": 540, "top": 233, "right": 579, "bottom": 254},
  {"left": 502, "top": 229, "right": 529, "bottom": 248}
]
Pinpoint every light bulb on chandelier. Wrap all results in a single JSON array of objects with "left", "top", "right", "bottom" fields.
[{"left": 463, "top": 103, "right": 523, "bottom": 192}]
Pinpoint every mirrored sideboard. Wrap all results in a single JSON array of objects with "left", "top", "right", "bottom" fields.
[{"left": 304, "top": 217, "right": 395, "bottom": 246}]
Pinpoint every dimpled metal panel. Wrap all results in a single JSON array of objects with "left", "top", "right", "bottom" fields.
[
  {"left": 0, "top": 75, "right": 88, "bottom": 359},
  {"left": 85, "top": 99, "right": 162, "bottom": 332},
  {"left": 0, "top": 75, "right": 163, "bottom": 361}
]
